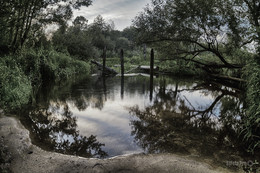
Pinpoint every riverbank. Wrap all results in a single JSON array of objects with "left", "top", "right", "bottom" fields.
[{"left": 0, "top": 115, "right": 235, "bottom": 173}]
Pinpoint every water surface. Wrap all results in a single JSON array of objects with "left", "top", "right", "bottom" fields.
[{"left": 17, "top": 75, "right": 258, "bottom": 171}]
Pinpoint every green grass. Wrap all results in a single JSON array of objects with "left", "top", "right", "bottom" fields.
[{"left": 241, "top": 56, "right": 260, "bottom": 153}]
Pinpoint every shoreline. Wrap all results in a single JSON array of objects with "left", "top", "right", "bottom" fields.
[{"left": 0, "top": 115, "right": 236, "bottom": 173}]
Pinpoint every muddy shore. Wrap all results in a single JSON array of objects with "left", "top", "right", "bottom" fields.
[{"left": 0, "top": 115, "right": 237, "bottom": 173}]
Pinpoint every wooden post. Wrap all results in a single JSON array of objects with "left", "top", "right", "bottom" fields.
[
  {"left": 120, "top": 49, "right": 124, "bottom": 76},
  {"left": 150, "top": 49, "right": 154, "bottom": 76},
  {"left": 150, "top": 49, "right": 154, "bottom": 101},
  {"left": 120, "top": 49, "right": 124, "bottom": 99},
  {"left": 102, "top": 46, "right": 106, "bottom": 76}
]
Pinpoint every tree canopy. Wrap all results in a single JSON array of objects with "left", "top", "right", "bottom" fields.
[
  {"left": 133, "top": 0, "right": 260, "bottom": 68},
  {"left": 0, "top": 0, "right": 92, "bottom": 52}
]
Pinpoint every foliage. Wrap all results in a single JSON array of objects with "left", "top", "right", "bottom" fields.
[
  {"left": 52, "top": 22, "right": 97, "bottom": 60},
  {"left": 0, "top": 49, "right": 90, "bottom": 111},
  {"left": 0, "top": 56, "right": 32, "bottom": 110},
  {"left": 52, "top": 15, "right": 140, "bottom": 61},
  {"left": 242, "top": 56, "right": 260, "bottom": 153},
  {"left": 19, "top": 102, "right": 107, "bottom": 158},
  {"left": 133, "top": 0, "right": 259, "bottom": 69},
  {"left": 0, "top": 0, "right": 92, "bottom": 52}
]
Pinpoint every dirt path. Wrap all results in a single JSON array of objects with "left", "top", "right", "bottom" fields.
[{"left": 0, "top": 116, "right": 234, "bottom": 173}]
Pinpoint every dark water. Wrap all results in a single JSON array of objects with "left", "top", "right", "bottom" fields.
[{"left": 17, "top": 75, "right": 259, "bottom": 171}]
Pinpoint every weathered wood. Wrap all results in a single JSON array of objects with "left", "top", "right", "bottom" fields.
[
  {"left": 120, "top": 49, "right": 124, "bottom": 76},
  {"left": 91, "top": 60, "right": 118, "bottom": 75},
  {"left": 150, "top": 49, "right": 154, "bottom": 101},
  {"left": 121, "top": 73, "right": 157, "bottom": 77},
  {"left": 139, "top": 66, "right": 159, "bottom": 70},
  {"left": 150, "top": 49, "right": 154, "bottom": 76},
  {"left": 125, "top": 66, "right": 139, "bottom": 74}
]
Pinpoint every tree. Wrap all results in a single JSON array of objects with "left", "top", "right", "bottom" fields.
[
  {"left": 0, "top": 0, "right": 92, "bottom": 52},
  {"left": 122, "top": 26, "right": 137, "bottom": 43},
  {"left": 52, "top": 24, "right": 96, "bottom": 60},
  {"left": 133, "top": 0, "right": 258, "bottom": 70},
  {"left": 88, "top": 15, "right": 116, "bottom": 52},
  {"left": 133, "top": 0, "right": 260, "bottom": 153},
  {"left": 116, "top": 37, "right": 130, "bottom": 50},
  {"left": 237, "top": 0, "right": 260, "bottom": 54},
  {"left": 73, "top": 15, "right": 88, "bottom": 29}
]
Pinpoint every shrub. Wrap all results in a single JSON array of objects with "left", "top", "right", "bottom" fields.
[
  {"left": 0, "top": 56, "right": 32, "bottom": 110},
  {"left": 0, "top": 49, "right": 91, "bottom": 111},
  {"left": 44, "top": 50, "right": 90, "bottom": 79}
]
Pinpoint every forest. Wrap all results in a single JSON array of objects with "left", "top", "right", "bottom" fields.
[{"left": 0, "top": 0, "right": 259, "bottom": 168}]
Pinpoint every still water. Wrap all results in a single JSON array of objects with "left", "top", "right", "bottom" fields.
[{"left": 17, "top": 75, "right": 258, "bottom": 170}]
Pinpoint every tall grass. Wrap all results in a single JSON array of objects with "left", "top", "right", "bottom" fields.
[{"left": 242, "top": 56, "right": 260, "bottom": 153}]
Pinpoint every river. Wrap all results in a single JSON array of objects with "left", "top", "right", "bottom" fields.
[{"left": 16, "top": 74, "right": 258, "bottom": 171}]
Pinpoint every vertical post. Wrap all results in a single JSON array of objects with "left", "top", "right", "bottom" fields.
[
  {"left": 102, "top": 46, "right": 106, "bottom": 76},
  {"left": 150, "top": 49, "right": 154, "bottom": 101},
  {"left": 150, "top": 48, "right": 154, "bottom": 76},
  {"left": 120, "top": 49, "right": 124, "bottom": 76},
  {"left": 120, "top": 49, "right": 124, "bottom": 99}
]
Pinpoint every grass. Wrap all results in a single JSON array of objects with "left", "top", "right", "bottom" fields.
[{"left": 241, "top": 56, "right": 260, "bottom": 153}]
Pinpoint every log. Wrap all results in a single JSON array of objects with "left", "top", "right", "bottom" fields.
[
  {"left": 139, "top": 66, "right": 159, "bottom": 70},
  {"left": 91, "top": 60, "right": 118, "bottom": 75}
]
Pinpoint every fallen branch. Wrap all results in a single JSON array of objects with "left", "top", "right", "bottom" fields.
[{"left": 91, "top": 60, "right": 118, "bottom": 75}]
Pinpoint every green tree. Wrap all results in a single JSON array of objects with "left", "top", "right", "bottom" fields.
[
  {"left": 52, "top": 20, "right": 96, "bottom": 61},
  {"left": 116, "top": 37, "right": 130, "bottom": 50},
  {"left": 0, "top": 0, "right": 92, "bottom": 52},
  {"left": 88, "top": 15, "right": 116, "bottom": 51},
  {"left": 73, "top": 15, "right": 88, "bottom": 29},
  {"left": 133, "top": 0, "right": 259, "bottom": 70}
]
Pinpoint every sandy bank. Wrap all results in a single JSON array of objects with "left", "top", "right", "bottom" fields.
[{"left": 0, "top": 116, "right": 233, "bottom": 173}]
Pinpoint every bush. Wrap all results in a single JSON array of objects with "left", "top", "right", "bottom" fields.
[
  {"left": 0, "top": 49, "right": 91, "bottom": 111},
  {"left": 44, "top": 50, "right": 90, "bottom": 79},
  {"left": 0, "top": 56, "right": 32, "bottom": 110}
]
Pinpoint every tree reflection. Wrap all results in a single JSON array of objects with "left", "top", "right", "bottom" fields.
[
  {"left": 19, "top": 102, "right": 107, "bottom": 158},
  {"left": 18, "top": 77, "right": 108, "bottom": 158},
  {"left": 129, "top": 81, "right": 248, "bottom": 162}
]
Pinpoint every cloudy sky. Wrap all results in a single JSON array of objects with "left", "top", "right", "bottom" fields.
[{"left": 73, "top": 0, "right": 151, "bottom": 30}]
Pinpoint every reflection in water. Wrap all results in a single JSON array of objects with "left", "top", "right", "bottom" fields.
[
  {"left": 121, "top": 76, "right": 124, "bottom": 100},
  {"left": 150, "top": 74, "right": 154, "bottom": 102},
  {"left": 19, "top": 102, "right": 108, "bottom": 158},
  {"left": 128, "top": 78, "right": 258, "bottom": 170},
  {"left": 17, "top": 75, "right": 258, "bottom": 169},
  {"left": 18, "top": 78, "right": 108, "bottom": 158}
]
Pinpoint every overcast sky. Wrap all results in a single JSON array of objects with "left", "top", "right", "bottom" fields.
[{"left": 73, "top": 0, "right": 151, "bottom": 31}]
